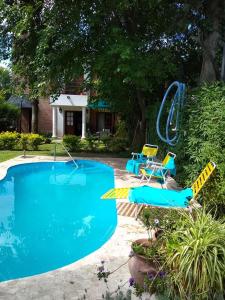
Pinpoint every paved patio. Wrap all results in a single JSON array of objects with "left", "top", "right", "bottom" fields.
[{"left": 0, "top": 155, "right": 177, "bottom": 300}]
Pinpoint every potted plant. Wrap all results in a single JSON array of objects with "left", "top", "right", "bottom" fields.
[
  {"left": 128, "top": 207, "right": 176, "bottom": 287},
  {"left": 128, "top": 209, "right": 225, "bottom": 300}
]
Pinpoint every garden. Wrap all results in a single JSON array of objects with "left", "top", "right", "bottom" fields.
[
  {"left": 0, "top": 0, "right": 225, "bottom": 299},
  {"left": 96, "top": 207, "right": 225, "bottom": 300}
]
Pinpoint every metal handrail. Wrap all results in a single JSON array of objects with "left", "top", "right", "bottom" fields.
[{"left": 53, "top": 143, "right": 78, "bottom": 168}]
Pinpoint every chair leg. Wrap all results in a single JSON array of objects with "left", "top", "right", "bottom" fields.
[{"left": 147, "top": 174, "right": 152, "bottom": 183}]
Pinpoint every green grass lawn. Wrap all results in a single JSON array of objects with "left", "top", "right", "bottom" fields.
[
  {"left": 0, "top": 143, "right": 63, "bottom": 163},
  {"left": 0, "top": 143, "right": 129, "bottom": 163}
]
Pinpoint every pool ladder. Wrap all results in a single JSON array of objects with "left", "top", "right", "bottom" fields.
[{"left": 53, "top": 143, "right": 78, "bottom": 169}]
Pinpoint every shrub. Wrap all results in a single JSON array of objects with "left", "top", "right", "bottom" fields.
[
  {"left": 39, "top": 132, "right": 52, "bottom": 144},
  {"left": 0, "top": 102, "right": 19, "bottom": 131},
  {"left": 176, "top": 83, "right": 225, "bottom": 217},
  {"left": 83, "top": 136, "right": 96, "bottom": 151},
  {"left": 114, "top": 119, "right": 127, "bottom": 139},
  {"left": 100, "top": 136, "right": 111, "bottom": 150},
  {"left": 0, "top": 131, "right": 19, "bottom": 149},
  {"left": 108, "top": 137, "right": 128, "bottom": 152},
  {"left": 19, "top": 133, "right": 29, "bottom": 151},
  {"left": 139, "top": 206, "right": 182, "bottom": 235},
  {"left": 28, "top": 133, "right": 44, "bottom": 150},
  {"left": 63, "top": 135, "right": 81, "bottom": 152},
  {"left": 19, "top": 133, "right": 44, "bottom": 150},
  {"left": 164, "top": 210, "right": 225, "bottom": 299}
]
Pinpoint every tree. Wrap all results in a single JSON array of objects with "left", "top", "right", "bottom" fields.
[
  {"left": 0, "top": 0, "right": 223, "bottom": 144},
  {"left": 0, "top": 66, "right": 11, "bottom": 101},
  {"left": 0, "top": 0, "right": 47, "bottom": 132}
]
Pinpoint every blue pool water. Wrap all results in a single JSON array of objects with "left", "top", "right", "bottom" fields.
[{"left": 0, "top": 160, "right": 117, "bottom": 281}]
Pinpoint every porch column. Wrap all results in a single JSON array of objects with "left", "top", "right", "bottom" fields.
[
  {"left": 81, "top": 107, "right": 86, "bottom": 139},
  {"left": 52, "top": 106, "right": 57, "bottom": 138}
]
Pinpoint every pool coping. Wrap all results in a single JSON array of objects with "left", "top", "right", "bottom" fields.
[{"left": 0, "top": 155, "right": 150, "bottom": 300}]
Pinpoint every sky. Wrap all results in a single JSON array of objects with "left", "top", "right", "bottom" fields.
[{"left": 0, "top": 60, "right": 10, "bottom": 69}]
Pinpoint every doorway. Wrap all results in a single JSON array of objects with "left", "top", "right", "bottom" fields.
[{"left": 65, "top": 111, "right": 82, "bottom": 136}]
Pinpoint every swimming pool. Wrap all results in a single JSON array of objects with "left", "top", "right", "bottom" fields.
[{"left": 0, "top": 160, "right": 117, "bottom": 281}]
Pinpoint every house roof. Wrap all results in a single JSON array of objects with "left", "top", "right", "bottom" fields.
[{"left": 8, "top": 96, "right": 32, "bottom": 108}]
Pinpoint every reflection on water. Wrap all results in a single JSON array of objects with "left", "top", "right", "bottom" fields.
[{"left": 0, "top": 161, "right": 117, "bottom": 281}]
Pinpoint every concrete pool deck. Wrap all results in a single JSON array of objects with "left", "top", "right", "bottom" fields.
[{"left": 0, "top": 155, "right": 177, "bottom": 300}]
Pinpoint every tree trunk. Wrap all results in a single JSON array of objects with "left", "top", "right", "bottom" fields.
[
  {"left": 200, "top": 0, "right": 224, "bottom": 83},
  {"left": 132, "top": 90, "right": 146, "bottom": 150},
  {"left": 31, "top": 99, "right": 39, "bottom": 133},
  {"left": 221, "top": 43, "right": 225, "bottom": 81}
]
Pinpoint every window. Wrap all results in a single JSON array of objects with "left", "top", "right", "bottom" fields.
[{"left": 66, "top": 112, "right": 73, "bottom": 126}]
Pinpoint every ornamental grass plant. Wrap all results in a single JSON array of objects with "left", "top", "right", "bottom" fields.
[{"left": 163, "top": 209, "right": 225, "bottom": 300}]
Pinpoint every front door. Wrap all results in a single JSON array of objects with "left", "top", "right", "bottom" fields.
[{"left": 65, "top": 111, "right": 82, "bottom": 136}]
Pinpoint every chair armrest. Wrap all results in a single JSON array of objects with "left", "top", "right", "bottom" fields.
[
  {"left": 146, "top": 161, "right": 163, "bottom": 167},
  {"left": 131, "top": 152, "right": 143, "bottom": 160}
]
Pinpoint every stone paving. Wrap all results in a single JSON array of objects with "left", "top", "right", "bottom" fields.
[{"left": 0, "top": 155, "right": 177, "bottom": 300}]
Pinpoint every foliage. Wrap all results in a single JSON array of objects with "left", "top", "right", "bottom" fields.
[
  {"left": 62, "top": 134, "right": 128, "bottom": 153},
  {"left": 18, "top": 133, "right": 44, "bottom": 151},
  {"left": 0, "top": 131, "right": 19, "bottom": 150},
  {"left": 108, "top": 137, "right": 128, "bottom": 153},
  {"left": 139, "top": 207, "right": 182, "bottom": 236},
  {"left": 0, "top": 66, "right": 11, "bottom": 101},
  {"left": 0, "top": 132, "right": 44, "bottom": 150},
  {"left": 131, "top": 271, "right": 170, "bottom": 299},
  {"left": 132, "top": 209, "right": 225, "bottom": 299},
  {"left": 175, "top": 83, "right": 225, "bottom": 217},
  {"left": 26, "top": 133, "right": 44, "bottom": 150},
  {"left": 0, "top": 0, "right": 205, "bottom": 147},
  {"left": 132, "top": 239, "right": 162, "bottom": 262},
  {"left": 0, "top": 101, "right": 19, "bottom": 131},
  {"left": 39, "top": 132, "right": 52, "bottom": 144},
  {"left": 63, "top": 135, "right": 81, "bottom": 152},
  {"left": 82, "top": 136, "right": 96, "bottom": 151},
  {"left": 19, "top": 133, "right": 29, "bottom": 151},
  {"left": 114, "top": 119, "right": 127, "bottom": 139},
  {"left": 163, "top": 210, "right": 225, "bottom": 300}
]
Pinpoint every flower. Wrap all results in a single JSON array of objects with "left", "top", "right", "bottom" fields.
[
  {"left": 154, "top": 219, "right": 159, "bottom": 225},
  {"left": 101, "top": 260, "right": 105, "bottom": 264},
  {"left": 98, "top": 266, "right": 104, "bottom": 272},
  {"left": 159, "top": 271, "right": 166, "bottom": 278},
  {"left": 147, "top": 272, "right": 155, "bottom": 280},
  {"left": 129, "top": 277, "right": 135, "bottom": 286}
]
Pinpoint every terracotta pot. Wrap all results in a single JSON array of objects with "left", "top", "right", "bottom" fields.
[{"left": 128, "top": 238, "right": 158, "bottom": 286}]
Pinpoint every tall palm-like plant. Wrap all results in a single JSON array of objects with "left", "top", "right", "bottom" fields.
[{"left": 164, "top": 210, "right": 225, "bottom": 300}]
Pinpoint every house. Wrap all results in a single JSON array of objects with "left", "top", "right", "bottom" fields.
[{"left": 9, "top": 78, "right": 117, "bottom": 138}]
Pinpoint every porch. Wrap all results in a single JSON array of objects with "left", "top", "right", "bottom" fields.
[
  {"left": 51, "top": 94, "right": 88, "bottom": 138},
  {"left": 51, "top": 95, "right": 116, "bottom": 138}
]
